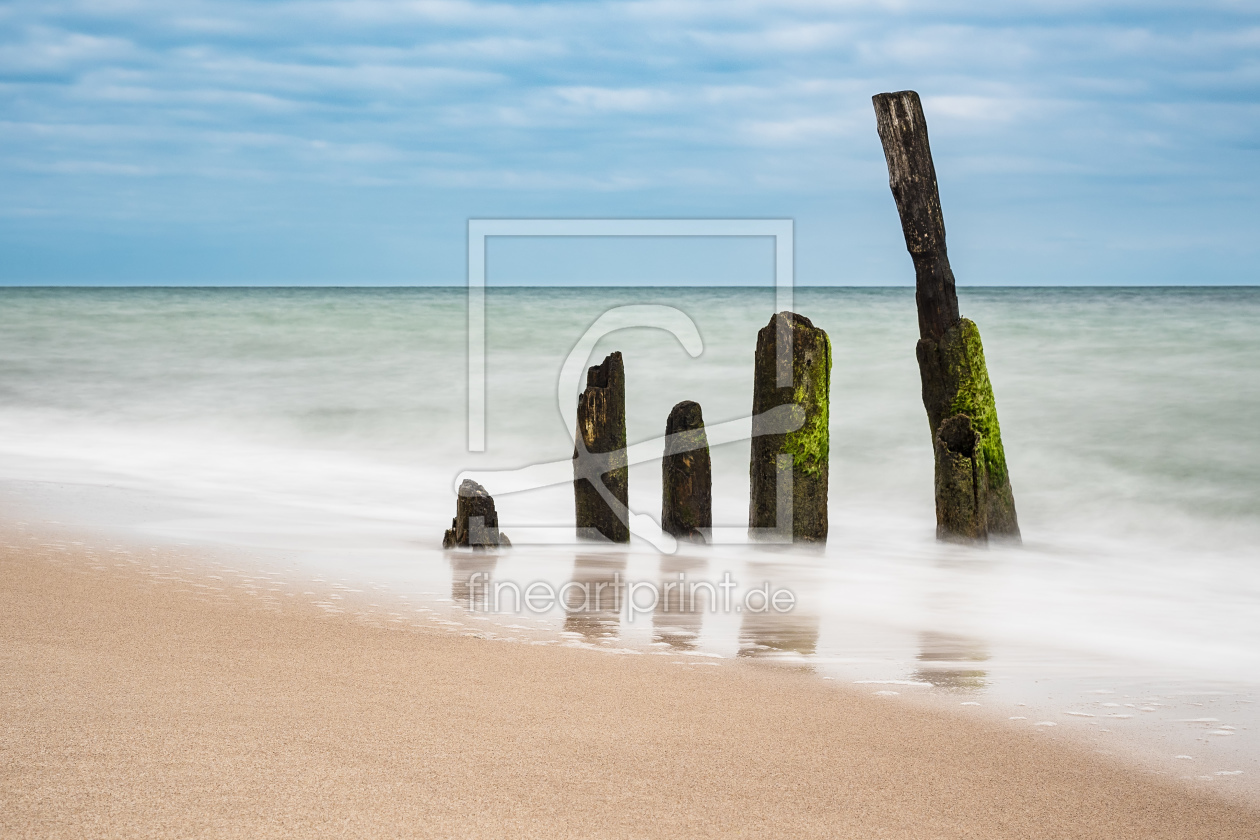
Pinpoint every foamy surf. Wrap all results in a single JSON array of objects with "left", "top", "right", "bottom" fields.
[{"left": 2, "top": 285, "right": 1259, "bottom": 796}]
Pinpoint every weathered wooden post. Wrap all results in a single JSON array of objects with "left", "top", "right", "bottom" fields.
[
  {"left": 661, "top": 400, "right": 712, "bottom": 542},
  {"left": 748, "top": 312, "right": 831, "bottom": 543},
  {"left": 872, "top": 90, "right": 1020, "bottom": 542},
  {"left": 573, "top": 351, "right": 630, "bottom": 543},
  {"left": 443, "top": 478, "right": 510, "bottom": 549}
]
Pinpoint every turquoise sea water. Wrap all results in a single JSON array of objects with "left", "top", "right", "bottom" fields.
[
  {"left": 2, "top": 287, "right": 1256, "bottom": 545},
  {"left": 3, "top": 286, "right": 1259, "bottom": 786}
]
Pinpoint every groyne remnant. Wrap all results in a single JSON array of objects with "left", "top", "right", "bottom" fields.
[
  {"left": 443, "top": 478, "right": 510, "bottom": 549},
  {"left": 573, "top": 351, "right": 630, "bottom": 543},
  {"left": 873, "top": 89, "right": 1020, "bottom": 543},
  {"left": 749, "top": 312, "right": 831, "bottom": 543},
  {"left": 662, "top": 400, "right": 712, "bottom": 542}
]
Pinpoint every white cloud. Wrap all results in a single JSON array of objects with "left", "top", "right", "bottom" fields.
[
  {"left": 552, "top": 86, "right": 675, "bottom": 112},
  {"left": 686, "top": 21, "right": 857, "bottom": 53},
  {"left": 0, "top": 26, "right": 136, "bottom": 72},
  {"left": 923, "top": 95, "right": 1028, "bottom": 123},
  {"left": 15, "top": 158, "right": 158, "bottom": 176},
  {"left": 1, "top": 0, "right": 1258, "bottom": 251},
  {"left": 739, "top": 114, "right": 859, "bottom": 145}
]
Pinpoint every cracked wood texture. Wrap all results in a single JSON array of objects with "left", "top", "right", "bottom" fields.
[
  {"left": 573, "top": 352, "right": 630, "bottom": 543},
  {"left": 874, "top": 90, "right": 1019, "bottom": 542}
]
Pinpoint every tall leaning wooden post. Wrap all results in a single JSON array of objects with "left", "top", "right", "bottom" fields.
[
  {"left": 749, "top": 312, "right": 831, "bottom": 543},
  {"left": 872, "top": 90, "right": 1020, "bottom": 543},
  {"left": 573, "top": 351, "right": 630, "bottom": 543}
]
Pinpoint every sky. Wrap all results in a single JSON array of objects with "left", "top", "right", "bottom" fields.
[{"left": 1, "top": 0, "right": 1257, "bottom": 286}]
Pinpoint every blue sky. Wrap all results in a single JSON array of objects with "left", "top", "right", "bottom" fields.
[{"left": 1, "top": 1, "right": 1257, "bottom": 286}]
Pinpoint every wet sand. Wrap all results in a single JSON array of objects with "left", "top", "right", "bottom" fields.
[{"left": 2, "top": 534, "right": 1257, "bottom": 839}]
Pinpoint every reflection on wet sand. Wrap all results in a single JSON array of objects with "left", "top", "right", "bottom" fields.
[
  {"left": 912, "top": 631, "right": 989, "bottom": 689},
  {"left": 653, "top": 554, "right": 708, "bottom": 650},
  {"left": 735, "top": 554, "right": 822, "bottom": 659},
  {"left": 563, "top": 554, "right": 626, "bottom": 640},
  {"left": 738, "top": 610, "right": 820, "bottom": 659},
  {"left": 449, "top": 552, "right": 497, "bottom": 610}
]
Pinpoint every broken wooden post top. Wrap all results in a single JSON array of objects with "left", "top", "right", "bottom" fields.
[
  {"left": 457, "top": 478, "right": 490, "bottom": 499},
  {"left": 873, "top": 91, "right": 946, "bottom": 256},
  {"left": 665, "top": 400, "right": 704, "bottom": 440},
  {"left": 873, "top": 90, "right": 961, "bottom": 342},
  {"left": 443, "top": 478, "right": 509, "bottom": 549},
  {"left": 587, "top": 351, "right": 621, "bottom": 387}
]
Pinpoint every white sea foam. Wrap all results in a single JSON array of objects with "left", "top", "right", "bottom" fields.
[{"left": 3, "top": 287, "right": 1260, "bottom": 776}]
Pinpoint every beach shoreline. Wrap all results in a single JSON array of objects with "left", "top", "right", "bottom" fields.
[{"left": 3, "top": 521, "right": 1258, "bottom": 838}]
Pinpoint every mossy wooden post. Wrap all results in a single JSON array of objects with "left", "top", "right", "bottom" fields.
[
  {"left": 443, "top": 478, "right": 510, "bottom": 549},
  {"left": 749, "top": 312, "right": 831, "bottom": 543},
  {"left": 873, "top": 89, "right": 1020, "bottom": 542},
  {"left": 573, "top": 352, "right": 630, "bottom": 543},
  {"left": 662, "top": 400, "right": 711, "bottom": 542}
]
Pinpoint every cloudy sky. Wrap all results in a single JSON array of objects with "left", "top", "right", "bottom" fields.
[{"left": 1, "top": 0, "right": 1257, "bottom": 285}]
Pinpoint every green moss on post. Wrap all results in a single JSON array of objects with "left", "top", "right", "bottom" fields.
[
  {"left": 918, "top": 320, "right": 1019, "bottom": 539},
  {"left": 875, "top": 89, "right": 1020, "bottom": 544},
  {"left": 749, "top": 312, "right": 832, "bottom": 543},
  {"left": 782, "top": 329, "right": 832, "bottom": 478},
  {"left": 944, "top": 320, "right": 1007, "bottom": 485},
  {"left": 933, "top": 415, "right": 987, "bottom": 542}
]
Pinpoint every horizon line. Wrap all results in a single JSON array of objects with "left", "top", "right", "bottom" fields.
[{"left": 1, "top": 283, "right": 1258, "bottom": 291}]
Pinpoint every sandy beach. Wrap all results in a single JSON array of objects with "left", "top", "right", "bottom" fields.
[{"left": 0, "top": 528, "right": 1255, "bottom": 839}]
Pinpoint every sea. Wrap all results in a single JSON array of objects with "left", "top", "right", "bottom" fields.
[{"left": 2, "top": 286, "right": 1258, "bottom": 793}]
